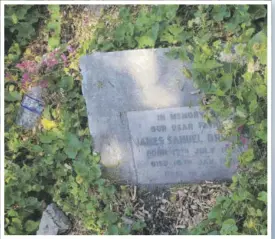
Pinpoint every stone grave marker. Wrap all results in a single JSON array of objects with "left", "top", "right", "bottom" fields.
[{"left": 79, "top": 48, "right": 247, "bottom": 185}]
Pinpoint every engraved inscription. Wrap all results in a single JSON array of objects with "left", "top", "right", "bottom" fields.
[
  {"left": 151, "top": 160, "right": 168, "bottom": 167},
  {"left": 151, "top": 125, "right": 166, "bottom": 132},
  {"left": 157, "top": 114, "right": 166, "bottom": 121},
  {"left": 147, "top": 148, "right": 168, "bottom": 159},
  {"left": 167, "top": 135, "right": 203, "bottom": 144},
  {"left": 195, "top": 148, "right": 215, "bottom": 154},
  {"left": 127, "top": 106, "right": 240, "bottom": 184},
  {"left": 172, "top": 123, "right": 193, "bottom": 131}
]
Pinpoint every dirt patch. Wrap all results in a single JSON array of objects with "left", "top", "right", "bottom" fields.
[{"left": 101, "top": 182, "right": 231, "bottom": 235}]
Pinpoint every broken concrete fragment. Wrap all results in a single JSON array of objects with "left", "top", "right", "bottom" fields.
[{"left": 37, "top": 203, "right": 71, "bottom": 235}]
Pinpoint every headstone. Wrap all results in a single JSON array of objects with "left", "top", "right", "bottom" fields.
[{"left": 80, "top": 48, "right": 247, "bottom": 185}]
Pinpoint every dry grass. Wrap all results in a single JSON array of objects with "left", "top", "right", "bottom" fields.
[{"left": 111, "top": 183, "right": 230, "bottom": 235}]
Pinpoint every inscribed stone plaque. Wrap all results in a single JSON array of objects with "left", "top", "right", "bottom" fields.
[
  {"left": 127, "top": 106, "right": 241, "bottom": 185},
  {"left": 80, "top": 48, "right": 246, "bottom": 185}
]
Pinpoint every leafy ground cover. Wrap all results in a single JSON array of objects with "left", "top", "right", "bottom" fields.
[{"left": 4, "top": 4, "right": 267, "bottom": 235}]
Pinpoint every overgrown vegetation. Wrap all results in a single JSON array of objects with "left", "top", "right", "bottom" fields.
[{"left": 4, "top": 4, "right": 267, "bottom": 235}]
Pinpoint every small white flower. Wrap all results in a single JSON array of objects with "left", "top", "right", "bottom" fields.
[{"left": 222, "top": 119, "right": 234, "bottom": 131}]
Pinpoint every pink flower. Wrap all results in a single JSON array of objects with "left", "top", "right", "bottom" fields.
[
  {"left": 48, "top": 58, "right": 59, "bottom": 68},
  {"left": 39, "top": 80, "right": 48, "bottom": 88},
  {"left": 67, "top": 45, "right": 74, "bottom": 53},
  {"left": 240, "top": 135, "right": 248, "bottom": 145},
  {"left": 22, "top": 73, "right": 31, "bottom": 82},
  {"left": 16, "top": 60, "right": 38, "bottom": 73},
  {"left": 43, "top": 57, "right": 59, "bottom": 69},
  {"left": 41, "top": 50, "right": 63, "bottom": 69},
  {"left": 5, "top": 73, "right": 12, "bottom": 80},
  {"left": 21, "top": 73, "right": 31, "bottom": 90},
  {"left": 237, "top": 125, "right": 244, "bottom": 133},
  {"left": 224, "top": 143, "right": 231, "bottom": 149},
  {"left": 61, "top": 54, "right": 67, "bottom": 62},
  {"left": 16, "top": 63, "right": 24, "bottom": 71}
]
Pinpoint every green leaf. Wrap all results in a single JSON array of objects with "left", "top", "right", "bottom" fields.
[
  {"left": 25, "top": 220, "right": 39, "bottom": 233},
  {"left": 105, "top": 211, "right": 118, "bottom": 224},
  {"left": 245, "top": 28, "right": 255, "bottom": 38},
  {"left": 66, "top": 133, "right": 81, "bottom": 148},
  {"left": 232, "top": 190, "right": 253, "bottom": 202},
  {"left": 7, "top": 209, "right": 19, "bottom": 217},
  {"left": 119, "top": 224, "right": 131, "bottom": 235},
  {"left": 215, "top": 88, "right": 225, "bottom": 96},
  {"left": 249, "top": 99, "right": 258, "bottom": 114},
  {"left": 238, "top": 148, "right": 254, "bottom": 165},
  {"left": 100, "top": 42, "right": 115, "bottom": 52},
  {"left": 135, "top": 10, "right": 150, "bottom": 29},
  {"left": 208, "top": 205, "right": 221, "bottom": 220},
  {"left": 39, "top": 132, "right": 58, "bottom": 143},
  {"left": 249, "top": 5, "right": 267, "bottom": 20},
  {"left": 256, "top": 209, "right": 263, "bottom": 217},
  {"left": 93, "top": 154, "right": 100, "bottom": 163},
  {"left": 11, "top": 13, "right": 18, "bottom": 24},
  {"left": 86, "top": 202, "right": 96, "bottom": 213},
  {"left": 12, "top": 22, "right": 36, "bottom": 43},
  {"left": 48, "top": 38, "right": 60, "bottom": 50},
  {"left": 255, "top": 120, "right": 267, "bottom": 142},
  {"left": 5, "top": 91, "right": 22, "bottom": 102},
  {"left": 59, "top": 76, "right": 74, "bottom": 91},
  {"left": 166, "top": 48, "right": 180, "bottom": 59},
  {"left": 90, "top": 164, "right": 102, "bottom": 180},
  {"left": 165, "top": 5, "right": 179, "bottom": 19},
  {"left": 235, "top": 44, "right": 246, "bottom": 56},
  {"left": 168, "top": 24, "right": 184, "bottom": 36},
  {"left": 107, "top": 225, "right": 119, "bottom": 235},
  {"left": 248, "top": 30, "right": 267, "bottom": 65},
  {"left": 247, "top": 207, "right": 256, "bottom": 216},
  {"left": 257, "top": 191, "right": 267, "bottom": 204},
  {"left": 30, "top": 145, "right": 43, "bottom": 153},
  {"left": 255, "top": 84, "right": 267, "bottom": 98},
  {"left": 44, "top": 156, "right": 54, "bottom": 165},
  {"left": 47, "top": 22, "right": 60, "bottom": 31},
  {"left": 42, "top": 105, "right": 52, "bottom": 120},
  {"left": 212, "top": 5, "right": 230, "bottom": 21},
  {"left": 193, "top": 60, "right": 223, "bottom": 72},
  {"left": 161, "top": 24, "right": 183, "bottom": 44},
  {"left": 236, "top": 105, "right": 247, "bottom": 118},
  {"left": 73, "top": 161, "right": 89, "bottom": 178},
  {"left": 11, "top": 217, "right": 23, "bottom": 231},
  {"left": 220, "top": 219, "right": 238, "bottom": 235},
  {"left": 182, "top": 67, "right": 192, "bottom": 79},
  {"left": 151, "top": 23, "right": 160, "bottom": 41},
  {"left": 136, "top": 35, "right": 155, "bottom": 48},
  {"left": 119, "top": 7, "right": 130, "bottom": 19},
  {"left": 63, "top": 134, "right": 81, "bottom": 158},
  {"left": 8, "top": 226, "right": 21, "bottom": 235},
  {"left": 64, "top": 147, "right": 78, "bottom": 159}
]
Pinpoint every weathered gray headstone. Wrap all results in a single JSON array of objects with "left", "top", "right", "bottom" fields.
[{"left": 80, "top": 48, "right": 246, "bottom": 185}]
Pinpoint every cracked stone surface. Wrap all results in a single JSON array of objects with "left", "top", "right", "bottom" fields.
[{"left": 37, "top": 203, "right": 71, "bottom": 235}]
